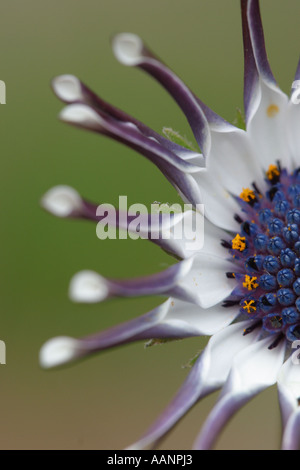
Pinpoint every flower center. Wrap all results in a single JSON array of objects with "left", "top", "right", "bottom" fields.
[{"left": 222, "top": 163, "right": 300, "bottom": 347}]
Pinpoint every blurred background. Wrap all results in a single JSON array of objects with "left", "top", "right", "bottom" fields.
[{"left": 0, "top": 0, "right": 299, "bottom": 450}]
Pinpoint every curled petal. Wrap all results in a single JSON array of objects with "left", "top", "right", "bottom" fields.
[
  {"left": 59, "top": 104, "right": 200, "bottom": 174},
  {"left": 52, "top": 74, "right": 206, "bottom": 208},
  {"left": 59, "top": 103, "right": 204, "bottom": 206},
  {"left": 41, "top": 185, "right": 211, "bottom": 259},
  {"left": 112, "top": 33, "right": 210, "bottom": 152},
  {"left": 69, "top": 257, "right": 194, "bottom": 303},
  {"left": 128, "top": 320, "right": 258, "bottom": 449},
  {"left": 40, "top": 300, "right": 239, "bottom": 370},
  {"left": 52, "top": 74, "right": 201, "bottom": 161},
  {"left": 40, "top": 301, "right": 170, "bottom": 369},
  {"left": 69, "top": 253, "right": 236, "bottom": 308},
  {"left": 112, "top": 33, "right": 246, "bottom": 138},
  {"left": 194, "top": 335, "right": 286, "bottom": 449}
]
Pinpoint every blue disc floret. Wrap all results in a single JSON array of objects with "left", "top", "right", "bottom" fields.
[{"left": 222, "top": 165, "right": 300, "bottom": 346}]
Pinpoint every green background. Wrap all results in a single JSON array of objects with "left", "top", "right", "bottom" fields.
[{"left": 1, "top": 0, "right": 299, "bottom": 449}]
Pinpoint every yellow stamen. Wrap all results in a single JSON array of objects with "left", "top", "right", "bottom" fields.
[
  {"left": 240, "top": 188, "right": 256, "bottom": 202},
  {"left": 243, "top": 275, "right": 259, "bottom": 291},
  {"left": 266, "top": 104, "right": 279, "bottom": 117},
  {"left": 266, "top": 164, "right": 280, "bottom": 180},
  {"left": 232, "top": 234, "right": 246, "bottom": 252},
  {"left": 242, "top": 300, "right": 256, "bottom": 314}
]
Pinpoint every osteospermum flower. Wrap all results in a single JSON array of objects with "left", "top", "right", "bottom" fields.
[{"left": 40, "top": 0, "right": 300, "bottom": 449}]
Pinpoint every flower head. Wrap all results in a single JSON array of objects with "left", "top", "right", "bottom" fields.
[{"left": 40, "top": 0, "right": 300, "bottom": 449}]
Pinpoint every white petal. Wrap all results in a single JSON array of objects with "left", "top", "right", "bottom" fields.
[
  {"left": 179, "top": 253, "right": 236, "bottom": 308},
  {"left": 207, "top": 127, "right": 262, "bottom": 196},
  {"left": 247, "top": 80, "right": 291, "bottom": 171},
  {"left": 52, "top": 75, "right": 83, "bottom": 102},
  {"left": 156, "top": 210, "right": 204, "bottom": 259},
  {"left": 69, "top": 270, "right": 109, "bottom": 303},
  {"left": 223, "top": 335, "right": 286, "bottom": 395},
  {"left": 196, "top": 320, "right": 260, "bottom": 393},
  {"left": 165, "top": 298, "right": 237, "bottom": 336},
  {"left": 41, "top": 185, "right": 83, "bottom": 217},
  {"left": 194, "top": 335, "right": 285, "bottom": 449},
  {"left": 112, "top": 33, "right": 144, "bottom": 66},
  {"left": 200, "top": 217, "right": 232, "bottom": 259},
  {"left": 193, "top": 168, "right": 240, "bottom": 232},
  {"left": 40, "top": 336, "right": 83, "bottom": 369},
  {"left": 158, "top": 209, "right": 227, "bottom": 260}
]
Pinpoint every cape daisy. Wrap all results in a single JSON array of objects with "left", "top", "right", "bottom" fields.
[{"left": 40, "top": 0, "right": 300, "bottom": 450}]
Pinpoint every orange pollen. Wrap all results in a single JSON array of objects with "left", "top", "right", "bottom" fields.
[
  {"left": 266, "top": 164, "right": 280, "bottom": 180},
  {"left": 267, "top": 104, "right": 279, "bottom": 117},
  {"left": 243, "top": 275, "right": 259, "bottom": 291},
  {"left": 240, "top": 188, "right": 256, "bottom": 202},
  {"left": 232, "top": 234, "right": 246, "bottom": 252},
  {"left": 242, "top": 300, "right": 256, "bottom": 314}
]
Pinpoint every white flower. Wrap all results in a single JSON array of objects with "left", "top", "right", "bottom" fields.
[{"left": 40, "top": 0, "right": 300, "bottom": 449}]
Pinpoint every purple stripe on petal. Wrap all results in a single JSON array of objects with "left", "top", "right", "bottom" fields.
[
  {"left": 52, "top": 75, "right": 202, "bottom": 160},
  {"left": 194, "top": 393, "right": 249, "bottom": 450},
  {"left": 69, "top": 258, "right": 194, "bottom": 304},
  {"left": 59, "top": 104, "right": 200, "bottom": 174},
  {"left": 293, "top": 57, "right": 300, "bottom": 84},
  {"left": 246, "top": 0, "right": 276, "bottom": 85},
  {"left": 39, "top": 299, "right": 203, "bottom": 369},
  {"left": 107, "top": 259, "right": 193, "bottom": 298},
  {"left": 41, "top": 186, "right": 203, "bottom": 259},
  {"left": 59, "top": 103, "right": 203, "bottom": 206},
  {"left": 241, "top": 0, "right": 259, "bottom": 122},
  {"left": 193, "top": 335, "right": 285, "bottom": 449},
  {"left": 193, "top": 97, "right": 234, "bottom": 131},
  {"left": 128, "top": 320, "right": 257, "bottom": 449},
  {"left": 127, "top": 352, "right": 211, "bottom": 450},
  {"left": 112, "top": 34, "right": 211, "bottom": 152},
  {"left": 281, "top": 409, "right": 300, "bottom": 450}
]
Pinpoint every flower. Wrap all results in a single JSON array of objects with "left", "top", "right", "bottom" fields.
[{"left": 39, "top": 0, "right": 300, "bottom": 450}]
